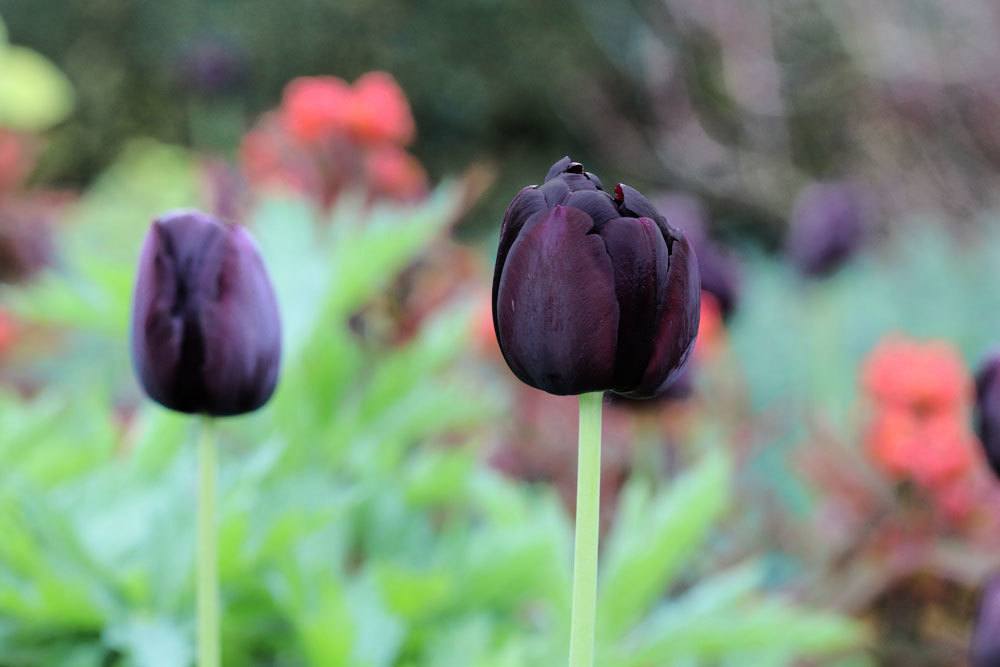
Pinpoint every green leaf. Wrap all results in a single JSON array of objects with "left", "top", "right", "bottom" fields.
[
  {"left": 325, "top": 186, "right": 462, "bottom": 316},
  {"left": 104, "top": 616, "right": 192, "bottom": 667},
  {"left": 295, "top": 581, "right": 355, "bottom": 666},
  {"left": 620, "top": 598, "right": 866, "bottom": 665},
  {"left": 0, "top": 46, "right": 74, "bottom": 131},
  {"left": 404, "top": 447, "right": 475, "bottom": 507},
  {"left": 345, "top": 576, "right": 405, "bottom": 667},
  {"left": 374, "top": 563, "right": 455, "bottom": 622},
  {"left": 598, "top": 449, "right": 731, "bottom": 640}
]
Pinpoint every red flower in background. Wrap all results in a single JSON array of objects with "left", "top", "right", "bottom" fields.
[
  {"left": 693, "top": 291, "right": 724, "bottom": 361},
  {"left": 0, "top": 131, "right": 36, "bottom": 194},
  {"left": 0, "top": 309, "right": 14, "bottom": 356},
  {"left": 282, "top": 77, "right": 354, "bottom": 143},
  {"left": 365, "top": 146, "right": 426, "bottom": 202},
  {"left": 242, "top": 71, "right": 426, "bottom": 209},
  {"left": 866, "top": 408, "right": 975, "bottom": 487},
  {"left": 348, "top": 72, "right": 415, "bottom": 146},
  {"left": 862, "top": 335, "right": 979, "bottom": 516},
  {"left": 241, "top": 112, "right": 324, "bottom": 196},
  {"left": 282, "top": 72, "right": 414, "bottom": 147},
  {"left": 862, "top": 336, "right": 969, "bottom": 415}
]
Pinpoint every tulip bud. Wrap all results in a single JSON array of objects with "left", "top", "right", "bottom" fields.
[
  {"left": 130, "top": 211, "right": 281, "bottom": 416},
  {"left": 975, "top": 350, "right": 1000, "bottom": 480},
  {"left": 0, "top": 202, "right": 54, "bottom": 284},
  {"left": 971, "top": 575, "right": 1000, "bottom": 666},
  {"left": 786, "top": 182, "right": 867, "bottom": 277},
  {"left": 492, "top": 157, "right": 700, "bottom": 398},
  {"left": 176, "top": 38, "right": 249, "bottom": 97}
]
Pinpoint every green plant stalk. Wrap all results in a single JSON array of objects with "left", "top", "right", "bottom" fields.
[
  {"left": 197, "top": 418, "right": 220, "bottom": 667},
  {"left": 569, "top": 392, "right": 603, "bottom": 667}
]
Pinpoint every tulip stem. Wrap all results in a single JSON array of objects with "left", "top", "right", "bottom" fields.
[
  {"left": 569, "top": 392, "right": 603, "bottom": 667},
  {"left": 197, "top": 418, "right": 220, "bottom": 667}
]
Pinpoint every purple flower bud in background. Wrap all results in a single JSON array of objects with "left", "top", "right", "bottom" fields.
[
  {"left": 492, "top": 157, "right": 700, "bottom": 398},
  {"left": 0, "top": 202, "right": 55, "bottom": 284},
  {"left": 176, "top": 38, "right": 248, "bottom": 97},
  {"left": 786, "top": 182, "right": 867, "bottom": 278},
  {"left": 130, "top": 211, "right": 281, "bottom": 416},
  {"left": 971, "top": 574, "right": 1000, "bottom": 666},
  {"left": 655, "top": 193, "right": 741, "bottom": 320},
  {"left": 975, "top": 350, "right": 1000, "bottom": 480}
]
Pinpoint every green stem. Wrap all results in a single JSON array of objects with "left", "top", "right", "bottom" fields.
[
  {"left": 569, "top": 392, "right": 603, "bottom": 667},
  {"left": 197, "top": 418, "right": 220, "bottom": 667}
]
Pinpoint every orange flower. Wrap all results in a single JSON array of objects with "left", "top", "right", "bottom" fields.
[
  {"left": 348, "top": 71, "right": 415, "bottom": 146},
  {"left": 931, "top": 479, "right": 976, "bottom": 522},
  {"left": 0, "top": 309, "right": 15, "bottom": 356},
  {"left": 281, "top": 76, "right": 353, "bottom": 143},
  {"left": 246, "top": 72, "right": 425, "bottom": 209},
  {"left": 862, "top": 335, "right": 970, "bottom": 414},
  {"left": 693, "top": 291, "right": 724, "bottom": 360},
  {"left": 0, "top": 130, "right": 35, "bottom": 193},
  {"left": 863, "top": 335, "right": 979, "bottom": 497},
  {"left": 365, "top": 146, "right": 427, "bottom": 202},
  {"left": 867, "top": 409, "right": 976, "bottom": 487},
  {"left": 280, "top": 72, "right": 415, "bottom": 147},
  {"left": 241, "top": 112, "right": 317, "bottom": 194},
  {"left": 865, "top": 406, "right": 919, "bottom": 478}
]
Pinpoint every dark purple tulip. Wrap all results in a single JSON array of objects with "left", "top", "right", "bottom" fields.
[
  {"left": 130, "top": 211, "right": 281, "bottom": 416},
  {"left": 971, "top": 575, "right": 1000, "bottom": 666},
  {"left": 492, "top": 157, "right": 700, "bottom": 398},
  {"left": 786, "top": 182, "right": 867, "bottom": 278},
  {"left": 975, "top": 351, "right": 1000, "bottom": 480},
  {"left": 655, "top": 193, "right": 741, "bottom": 320}
]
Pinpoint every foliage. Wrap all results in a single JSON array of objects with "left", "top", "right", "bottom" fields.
[
  {"left": 0, "top": 14, "right": 74, "bottom": 132},
  {"left": 704, "top": 229, "right": 1000, "bottom": 662},
  {"left": 0, "top": 143, "right": 865, "bottom": 666}
]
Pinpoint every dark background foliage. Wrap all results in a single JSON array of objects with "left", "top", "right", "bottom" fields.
[{"left": 0, "top": 0, "right": 627, "bottom": 235}]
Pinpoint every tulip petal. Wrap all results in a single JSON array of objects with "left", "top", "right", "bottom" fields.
[
  {"left": 615, "top": 183, "right": 673, "bottom": 235},
  {"left": 598, "top": 216, "right": 669, "bottom": 390},
  {"left": 540, "top": 178, "right": 570, "bottom": 206},
  {"left": 497, "top": 186, "right": 546, "bottom": 271},
  {"left": 544, "top": 156, "right": 574, "bottom": 182},
  {"left": 624, "top": 233, "right": 700, "bottom": 398},
  {"left": 564, "top": 190, "right": 619, "bottom": 228},
  {"left": 200, "top": 225, "right": 282, "bottom": 415},
  {"left": 496, "top": 205, "right": 619, "bottom": 395},
  {"left": 132, "top": 213, "right": 229, "bottom": 412},
  {"left": 131, "top": 220, "right": 183, "bottom": 407},
  {"left": 493, "top": 186, "right": 547, "bottom": 334}
]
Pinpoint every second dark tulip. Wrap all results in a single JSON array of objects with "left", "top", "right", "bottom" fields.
[{"left": 492, "top": 158, "right": 700, "bottom": 398}]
